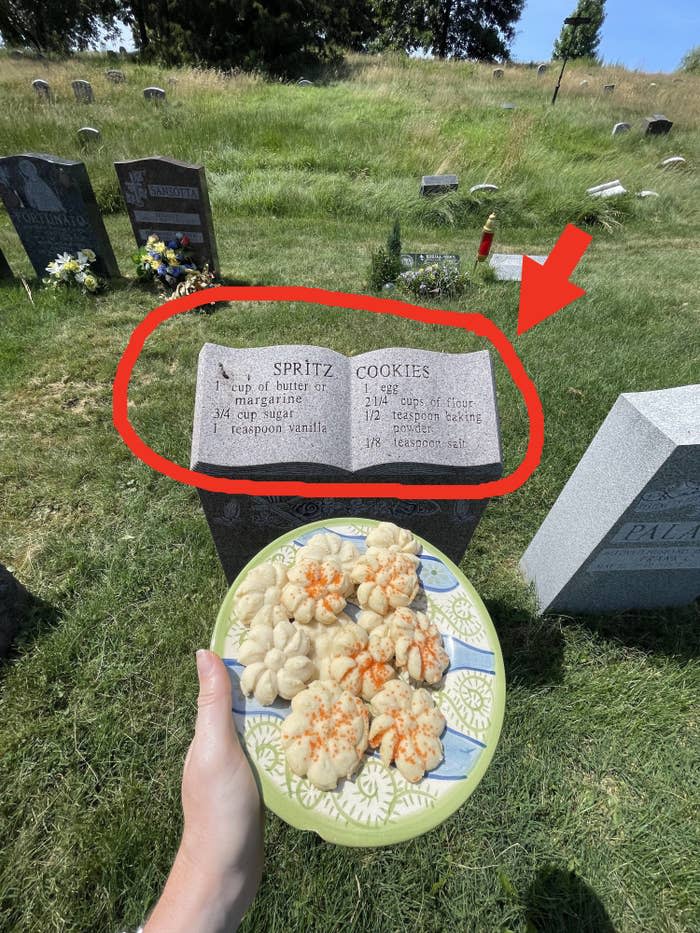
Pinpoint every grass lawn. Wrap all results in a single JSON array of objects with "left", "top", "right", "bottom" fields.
[{"left": 1, "top": 52, "right": 699, "bottom": 932}]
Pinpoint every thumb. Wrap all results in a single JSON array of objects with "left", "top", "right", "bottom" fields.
[{"left": 194, "top": 649, "right": 236, "bottom": 744}]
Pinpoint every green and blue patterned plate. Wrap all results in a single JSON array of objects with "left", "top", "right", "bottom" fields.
[{"left": 211, "top": 517, "right": 505, "bottom": 847}]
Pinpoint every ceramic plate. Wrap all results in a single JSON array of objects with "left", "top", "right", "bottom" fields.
[{"left": 211, "top": 517, "right": 505, "bottom": 846}]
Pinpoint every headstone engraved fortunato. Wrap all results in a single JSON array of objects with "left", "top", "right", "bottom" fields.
[
  {"left": 191, "top": 343, "right": 503, "bottom": 581},
  {"left": 489, "top": 253, "right": 547, "bottom": 282},
  {"left": 400, "top": 253, "right": 460, "bottom": 271},
  {"left": 643, "top": 114, "right": 672, "bottom": 136},
  {"left": 143, "top": 86, "right": 166, "bottom": 102},
  {"left": 72, "top": 79, "right": 94, "bottom": 103},
  {"left": 520, "top": 385, "right": 700, "bottom": 614},
  {"left": 0, "top": 247, "right": 14, "bottom": 280},
  {"left": 114, "top": 156, "right": 219, "bottom": 272},
  {"left": 32, "top": 78, "right": 51, "bottom": 101},
  {"left": 420, "top": 174, "right": 458, "bottom": 196},
  {"left": 0, "top": 153, "right": 118, "bottom": 278}
]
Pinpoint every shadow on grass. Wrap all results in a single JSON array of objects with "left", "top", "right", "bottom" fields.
[
  {"left": 0, "top": 564, "right": 62, "bottom": 671},
  {"left": 486, "top": 600, "right": 565, "bottom": 687},
  {"left": 563, "top": 602, "right": 700, "bottom": 662},
  {"left": 525, "top": 866, "right": 617, "bottom": 933}
]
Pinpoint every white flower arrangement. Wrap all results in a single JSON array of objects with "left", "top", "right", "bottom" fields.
[
  {"left": 43, "top": 249, "right": 105, "bottom": 294},
  {"left": 397, "top": 262, "right": 470, "bottom": 299}
]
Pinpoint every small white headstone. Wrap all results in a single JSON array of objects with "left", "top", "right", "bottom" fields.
[
  {"left": 77, "top": 126, "right": 100, "bottom": 143},
  {"left": 612, "top": 122, "right": 631, "bottom": 136},
  {"left": 143, "top": 86, "right": 166, "bottom": 102},
  {"left": 469, "top": 183, "right": 499, "bottom": 194},
  {"left": 659, "top": 156, "right": 686, "bottom": 170},
  {"left": 489, "top": 254, "right": 547, "bottom": 282},
  {"left": 587, "top": 180, "right": 628, "bottom": 198}
]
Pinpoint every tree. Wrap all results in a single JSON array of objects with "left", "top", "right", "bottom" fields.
[
  {"left": 0, "top": 0, "right": 121, "bottom": 53},
  {"left": 679, "top": 45, "right": 700, "bottom": 74},
  {"left": 373, "top": 0, "right": 525, "bottom": 61},
  {"left": 552, "top": 0, "right": 605, "bottom": 61},
  {"left": 123, "top": 0, "right": 377, "bottom": 72}
]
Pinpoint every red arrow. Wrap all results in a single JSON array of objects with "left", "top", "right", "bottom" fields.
[{"left": 517, "top": 224, "right": 592, "bottom": 335}]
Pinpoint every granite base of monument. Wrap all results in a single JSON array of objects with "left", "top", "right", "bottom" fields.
[{"left": 520, "top": 385, "right": 700, "bottom": 614}]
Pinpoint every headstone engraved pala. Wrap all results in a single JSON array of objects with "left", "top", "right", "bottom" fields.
[
  {"left": 114, "top": 156, "right": 219, "bottom": 272},
  {"left": 420, "top": 174, "right": 458, "bottom": 196},
  {"left": 520, "top": 385, "right": 700, "bottom": 613},
  {"left": 191, "top": 343, "right": 502, "bottom": 581},
  {"left": 72, "top": 79, "right": 94, "bottom": 103},
  {"left": 0, "top": 153, "right": 118, "bottom": 278}
]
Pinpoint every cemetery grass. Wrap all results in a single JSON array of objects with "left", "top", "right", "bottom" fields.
[{"left": 1, "top": 52, "right": 700, "bottom": 933}]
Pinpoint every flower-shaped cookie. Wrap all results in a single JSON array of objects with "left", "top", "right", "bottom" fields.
[
  {"left": 368, "top": 680, "right": 446, "bottom": 783},
  {"left": 321, "top": 622, "right": 395, "bottom": 701},
  {"left": 232, "top": 560, "right": 290, "bottom": 627},
  {"left": 280, "top": 680, "right": 369, "bottom": 790},
  {"left": 281, "top": 557, "right": 351, "bottom": 624},
  {"left": 351, "top": 549, "right": 420, "bottom": 615},
  {"left": 239, "top": 619, "right": 315, "bottom": 705},
  {"left": 296, "top": 532, "right": 360, "bottom": 576},
  {"left": 301, "top": 613, "right": 352, "bottom": 666},
  {"left": 365, "top": 522, "right": 420, "bottom": 555},
  {"left": 356, "top": 608, "right": 385, "bottom": 634},
  {"left": 386, "top": 607, "right": 449, "bottom": 685}
]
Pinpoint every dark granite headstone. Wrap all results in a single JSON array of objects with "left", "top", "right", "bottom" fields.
[
  {"left": 77, "top": 127, "right": 100, "bottom": 144},
  {"left": 0, "top": 153, "right": 119, "bottom": 278},
  {"left": 32, "top": 78, "right": 51, "bottom": 101},
  {"left": 143, "top": 86, "right": 166, "bottom": 102},
  {"left": 643, "top": 114, "right": 673, "bottom": 135},
  {"left": 420, "top": 174, "right": 458, "bottom": 196},
  {"left": 521, "top": 385, "right": 700, "bottom": 614},
  {"left": 603, "top": 84, "right": 615, "bottom": 93},
  {"left": 0, "top": 564, "right": 27, "bottom": 658},
  {"left": 106, "top": 69, "right": 126, "bottom": 83},
  {"left": 400, "top": 253, "right": 460, "bottom": 270},
  {"left": 0, "top": 247, "right": 13, "bottom": 280},
  {"left": 72, "top": 79, "right": 94, "bottom": 103},
  {"left": 191, "top": 343, "right": 502, "bottom": 581},
  {"left": 114, "top": 156, "right": 219, "bottom": 272}
]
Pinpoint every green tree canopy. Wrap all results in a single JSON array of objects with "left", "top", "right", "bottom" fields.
[
  {"left": 0, "top": 0, "right": 121, "bottom": 53},
  {"left": 552, "top": 0, "right": 605, "bottom": 61},
  {"left": 374, "top": 0, "right": 524, "bottom": 61}
]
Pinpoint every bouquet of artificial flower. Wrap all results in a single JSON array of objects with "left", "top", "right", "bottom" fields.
[
  {"left": 396, "top": 262, "right": 470, "bottom": 299},
  {"left": 43, "top": 250, "right": 105, "bottom": 294},
  {"left": 133, "top": 234, "right": 197, "bottom": 287}
]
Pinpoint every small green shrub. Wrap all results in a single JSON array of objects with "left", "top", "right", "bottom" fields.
[
  {"left": 680, "top": 46, "right": 700, "bottom": 74},
  {"left": 368, "top": 218, "right": 402, "bottom": 290}
]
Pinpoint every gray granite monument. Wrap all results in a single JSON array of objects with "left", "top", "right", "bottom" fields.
[
  {"left": 114, "top": 156, "right": 219, "bottom": 272},
  {"left": 191, "top": 343, "right": 503, "bottom": 581},
  {"left": 420, "top": 174, "right": 458, "bottom": 196},
  {"left": 643, "top": 114, "right": 672, "bottom": 136},
  {"left": 521, "top": 385, "right": 700, "bottom": 614},
  {"left": 489, "top": 253, "right": 547, "bottom": 282},
  {"left": 72, "top": 79, "right": 94, "bottom": 103},
  {"left": 0, "top": 153, "right": 119, "bottom": 278}
]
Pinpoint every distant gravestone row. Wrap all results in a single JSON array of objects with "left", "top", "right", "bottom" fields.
[
  {"left": 0, "top": 153, "right": 218, "bottom": 279},
  {"left": 30, "top": 77, "right": 167, "bottom": 104}
]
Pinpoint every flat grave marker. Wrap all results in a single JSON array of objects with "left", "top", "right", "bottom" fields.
[
  {"left": 587, "top": 179, "right": 628, "bottom": 198},
  {"left": 0, "top": 153, "right": 118, "bottom": 278},
  {"left": 489, "top": 253, "right": 547, "bottom": 282},
  {"left": 114, "top": 155, "right": 219, "bottom": 272},
  {"left": 420, "top": 174, "right": 458, "bottom": 196},
  {"left": 191, "top": 343, "right": 502, "bottom": 580},
  {"left": 520, "top": 384, "right": 700, "bottom": 613}
]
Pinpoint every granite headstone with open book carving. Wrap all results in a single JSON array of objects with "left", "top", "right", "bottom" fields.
[
  {"left": 0, "top": 153, "right": 118, "bottom": 278},
  {"left": 520, "top": 384, "right": 699, "bottom": 614},
  {"left": 114, "top": 156, "right": 219, "bottom": 272},
  {"left": 191, "top": 343, "right": 502, "bottom": 581}
]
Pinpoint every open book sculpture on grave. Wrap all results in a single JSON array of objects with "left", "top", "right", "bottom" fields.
[{"left": 191, "top": 343, "right": 503, "bottom": 581}]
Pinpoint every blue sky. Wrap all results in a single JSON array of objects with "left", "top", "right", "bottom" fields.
[{"left": 511, "top": 0, "right": 698, "bottom": 72}]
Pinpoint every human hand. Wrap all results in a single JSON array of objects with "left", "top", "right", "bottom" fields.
[{"left": 145, "top": 650, "right": 263, "bottom": 932}]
